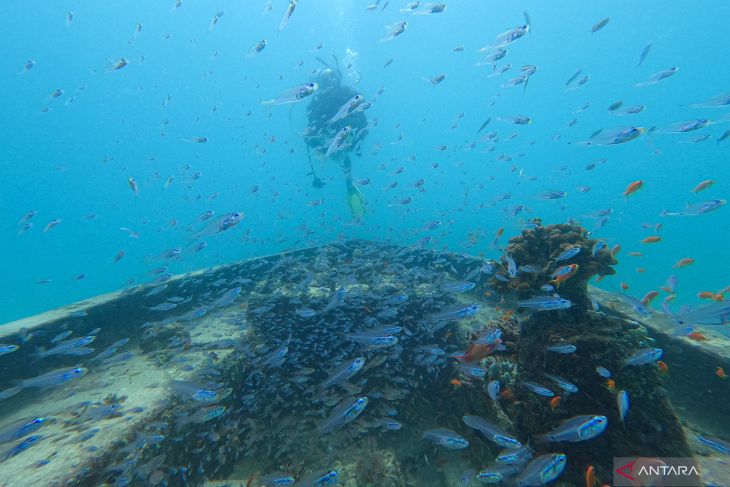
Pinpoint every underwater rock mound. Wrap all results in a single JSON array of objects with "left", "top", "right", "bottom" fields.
[{"left": 498, "top": 224, "right": 693, "bottom": 485}]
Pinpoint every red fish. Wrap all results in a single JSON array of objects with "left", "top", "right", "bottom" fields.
[{"left": 454, "top": 340, "right": 502, "bottom": 364}]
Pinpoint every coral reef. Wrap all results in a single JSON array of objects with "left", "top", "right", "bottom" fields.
[
  {"left": 499, "top": 223, "right": 692, "bottom": 485},
  {"left": 489, "top": 223, "right": 617, "bottom": 310},
  {"left": 347, "top": 448, "right": 406, "bottom": 487}
]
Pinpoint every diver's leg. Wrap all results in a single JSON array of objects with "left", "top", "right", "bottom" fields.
[
  {"left": 342, "top": 155, "right": 353, "bottom": 187},
  {"left": 307, "top": 146, "right": 325, "bottom": 188}
]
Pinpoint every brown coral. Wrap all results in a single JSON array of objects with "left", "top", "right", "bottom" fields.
[{"left": 488, "top": 223, "right": 617, "bottom": 310}]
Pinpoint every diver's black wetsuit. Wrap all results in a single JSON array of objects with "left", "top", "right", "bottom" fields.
[{"left": 305, "top": 85, "right": 368, "bottom": 182}]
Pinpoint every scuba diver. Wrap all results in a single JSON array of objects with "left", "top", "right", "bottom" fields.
[{"left": 303, "top": 58, "right": 369, "bottom": 221}]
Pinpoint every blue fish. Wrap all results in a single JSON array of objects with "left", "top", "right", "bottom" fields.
[
  {"left": 34, "top": 335, "right": 96, "bottom": 359},
  {"left": 2, "top": 435, "right": 44, "bottom": 461},
  {"left": 50, "top": 331, "right": 72, "bottom": 343},
  {"left": 259, "top": 472, "right": 296, "bottom": 486},
  {"left": 374, "top": 418, "right": 402, "bottom": 431},
  {"left": 462, "top": 415, "right": 522, "bottom": 448},
  {"left": 544, "top": 374, "right": 578, "bottom": 393},
  {"left": 474, "top": 328, "right": 502, "bottom": 345},
  {"left": 345, "top": 333, "right": 398, "bottom": 348},
  {"left": 384, "top": 293, "right": 408, "bottom": 304},
  {"left": 0, "top": 417, "right": 47, "bottom": 443},
  {"left": 487, "top": 380, "right": 500, "bottom": 401},
  {"left": 554, "top": 246, "right": 581, "bottom": 261},
  {"left": 505, "top": 255, "right": 518, "bottom": 278},
  {"left": 171, "top": 380, "right": 232, "bottom": 403},
  {"left": 591, "top": 241, "right": 607, "bottom": 257},
  {"left": 617, "top": 390, "right": 630, "bottom": 422},
  {"left": 0, "top": 344, "right": 19, "bottom": 357},
  {"left": 624, "top": 348, "right": 663, "bottom": 366},
  {"left": 433, "top": 303, "right": 480, "bottom": 321},
  {"left": 697, "top": 435, "right": 730, "bottom": 456},
  {"left": 320, "top": 357, "right": 365, "bottom": 389},
  {"left": 148, "top": 302, "right": 177, "bottom": 311},
  {"left": 496, "top": 445, "right": 533, "bottom": 465},
  {"left": 458, "top": 364, "right": 486, "bottom": 379},
  {"left": 515, "top": 453, "right": 567, "bottom": 486},
  {"left": 319, "top": 397, "right": 368, "bottom": 434},
  {"left": 444, "top": 281, "right": 476, "bottom": 293},
  {"left": 595, "top": 366, "right": 612, "bottom": 378},
  {"left": 536, "top": 415, "right": 608, "bottom": 442},
  {"left": 477, "top": 464, "right": 520, "bottom": 483},
  {"left": 518, "top": 295, "right": 572, "bottom": 311},
  {"left": 215, "top": 287, "right": 241, "bottom": 308},
  {"left": 294, "top": 469, "right": 338, "bottom": 486},
  {"left": 661, "top": 199, "right": 726, "bottom": 216},
  {"left": 546, "top": 343, "right": 577, "bottom": 354},
  {"left": 422, "top": 428, "right": 469, "bottom": 449},
  {"left": 0, "top": 366, "right": 87, "bottom": 400},
  {"left": 522, "top": 381, "right": 555, "bottom": 397},
  {"left": 263, "top": 336, "right": 291, "bottom": 367},
  {"left": 295, "top": 308, "right": 316, "bottom": 318}
]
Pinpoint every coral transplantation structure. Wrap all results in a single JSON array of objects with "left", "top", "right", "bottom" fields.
[{"left": 488, "top": 223, "right": 692, "bottom": 485}]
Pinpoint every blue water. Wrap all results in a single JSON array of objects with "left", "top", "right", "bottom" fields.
[{"left": 2, "top": 0, "right": 729, "bottom": 324}]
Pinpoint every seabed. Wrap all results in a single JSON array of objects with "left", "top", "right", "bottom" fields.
[{"left": 0, "top": 238, "right": 728, "bottom": 486}]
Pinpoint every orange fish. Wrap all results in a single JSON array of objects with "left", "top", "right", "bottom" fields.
[
  {"left": 628, "top": 251, "right": 643, "bottom": 257},
  {"left": 687, "top": 332, "right": 706, "bottom": 341},
  {"left": 550, "top": 264, "right": 579, "bottom": 288},
  {"left": 450, "top": 378, "right": 463, "bottom": 388},
  {"left": 606, "top": 379, "right": 616, "bottom": 391},
  {"left": 641, "top": 236, "right": 662, "bottom": 244},
  {"left": 673, "top": 257, "right": 695, "bottom": 268},
  {"left": 641, "top": 290, "right": 659, "bottom": 306},
  {"left": 611, "top": 244, "right": 622, "bottom": 257},
  {"left": 550, "top": 396, "right": 561, "bottom": 410},
  {"left": 495, "top": 227, "right": 504, "bottom": 237},
  {"left": 623, "top": 180, "right": 644, "bottom": 197},
  {"left": 698, "top": 291, "right": 724, "bottom": 301},
  {"left": 455, "top": 341, "right": 502, "bottom": 364},
  {"left": 585, "top": 465, "right": 597, "bottom": 487},
  {"left": 657, "top": 360, "right": 669, "bottom": 373},
  {"left": 620, "top": 282, "right": 630, "bottom": 290},
  {"left": 636, "top": 267, "right": 646, "bottom": 273},
  {"left": 500, "top": 388, "right": 514, "bottom": 400},
  {"left": 691, "top": 179, "right": 714, "bottom": 193},
  {"left": 716, "top": 367, "right": 728, "bottom": 379}
]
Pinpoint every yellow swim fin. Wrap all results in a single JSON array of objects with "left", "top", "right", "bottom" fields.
[{"left": 347, "top": 182, "right": 365, "bottom": 220}]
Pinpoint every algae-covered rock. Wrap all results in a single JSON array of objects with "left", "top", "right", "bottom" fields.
[
  {"left": 489, "top": 223, "right": 617, "bottom": 310},
  {"left": 340, "top": 449, "right": 406, "bottom": 487},
  {"left": 497, "top": 223, "right": 692, "bottom": 485}
]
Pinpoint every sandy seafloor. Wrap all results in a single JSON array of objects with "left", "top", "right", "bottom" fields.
[{"left": 0, "top": 293, "right": 247, "bottom": 487}]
